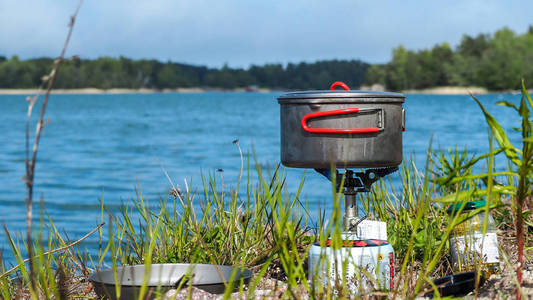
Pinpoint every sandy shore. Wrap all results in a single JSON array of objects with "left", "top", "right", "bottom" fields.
[
  {"left": 361, "top": 84, "right": 491, "bottom": 95},
  {"left": 0, "top": 86, "right": 521, "bottom": 95},
  {"left": 0, "top": 87, "right": 274, "bottom": 95},
  {"left": 402, "top": 86, "right": 489, "bottom": 95},
  {"left": 0, "top": 88, "right": 206, "bottom": 95}
]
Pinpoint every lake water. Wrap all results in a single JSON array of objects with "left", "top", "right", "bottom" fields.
[{"left": 0, "top": 92, "right": 523, "bottom": 265}]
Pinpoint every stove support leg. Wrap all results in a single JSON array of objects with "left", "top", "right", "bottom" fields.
[{"left": 343, "top": 186, "right": 357, "bottom": 232}]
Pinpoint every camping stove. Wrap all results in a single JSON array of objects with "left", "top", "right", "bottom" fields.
[
  {"left": 276, "top": 81, "right": 405, "bottom": 293},
  {"left": 307, "top": 168, "right": 396, "bottom": 292},
  {"left": 328, "top": 168, "right": 396, "bottom": 232}
]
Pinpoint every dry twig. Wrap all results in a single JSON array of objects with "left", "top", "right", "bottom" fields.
[
  {"left": 23, "top": 0, "right": 83, "bottom": 288},
  {"left": 0, "top": 222, "right": 103, "bottom": 279}
]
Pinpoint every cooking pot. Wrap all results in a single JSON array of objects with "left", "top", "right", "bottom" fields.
[{"left": 277, "top": 82, "right": 405, "bottom": 169}]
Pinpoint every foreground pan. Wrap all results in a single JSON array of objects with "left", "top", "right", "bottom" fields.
[{"left": 89, "top": 263, "right": 252, "bottom": 299}]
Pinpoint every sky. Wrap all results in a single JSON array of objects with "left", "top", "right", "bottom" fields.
[{"left": 1, "top": 0, "right": 532, "bottom": 68}]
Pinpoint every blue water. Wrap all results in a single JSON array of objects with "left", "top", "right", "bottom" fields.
[{"left": 0, "top": 92, "right": 523, "bottom": 265}]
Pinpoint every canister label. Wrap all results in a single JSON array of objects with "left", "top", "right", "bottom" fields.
[
  {"left": 356, "top": 220, "right": 388, "bottom": 240},
  {"left": 450, "top": 232, "right": 500, "bottom": 267},
  {"left": 308, "top": 244, "right": 393, "bottom": 291}
]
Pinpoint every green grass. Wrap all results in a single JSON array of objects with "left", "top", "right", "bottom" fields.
[
  {"left": 0, "top": 155, "right": 503, "bottom": 299},
  {"left": 2, "top": 85, "right": 533, "bottom": 299}
]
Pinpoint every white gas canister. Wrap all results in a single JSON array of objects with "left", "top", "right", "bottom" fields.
[{"left": 308, "top": 234, "right": 394, "bottom": 292}]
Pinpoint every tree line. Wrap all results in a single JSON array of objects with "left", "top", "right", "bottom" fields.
[
  {"left": 365, "top": 26, "right": 533, "bottom": 91},
  {"left": 0, "top": 55, "right": 368, "bottom": 90},
  {"left": 1, "top": 25, "right": 532, "bottom": 91}
]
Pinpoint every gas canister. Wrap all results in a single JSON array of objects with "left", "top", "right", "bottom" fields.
[{"left": 308, "top": 233, "right": 394, "bottom": 292}]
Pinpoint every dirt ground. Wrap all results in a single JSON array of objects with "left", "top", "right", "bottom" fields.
[
  {"left": 31, "top": 262, "right": 530, "bottom": 300},
  {"left": 14, "top": 227, "right": 533, "bottom": 299}
]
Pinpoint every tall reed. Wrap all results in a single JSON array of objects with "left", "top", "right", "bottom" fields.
[{"left": 21, "top": 0, "right": 83, "bottom": 293}]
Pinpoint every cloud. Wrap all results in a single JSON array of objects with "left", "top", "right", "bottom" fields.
[
  {"left": 0, "top": 1, "right": 74, "bottom": 57},
  {"left": 1, "top": 0, "right": 532, "bottom": 67}
]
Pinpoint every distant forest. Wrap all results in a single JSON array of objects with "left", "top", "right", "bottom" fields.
[
  {"left": 366, "top": 26, "right": 533, "bottom": 91},
  {"left": 0, "top": 56, "right": 368, "bottom": 90},
  {"left": 1, "top": 26, "right": 532, "bottom": 91}
]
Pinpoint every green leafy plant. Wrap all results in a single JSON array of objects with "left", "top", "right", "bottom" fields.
[{"left": 471, "top": 80, "right": 533, "bottom": 299}]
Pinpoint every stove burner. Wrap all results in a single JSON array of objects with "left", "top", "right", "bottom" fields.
[{"left": 315, "top": 167, "right": 398, "bottom": 232}]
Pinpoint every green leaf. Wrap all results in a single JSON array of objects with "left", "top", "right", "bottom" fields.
[
  {"left": 519, "top": 92, "right": 530, "bottom": 119},
  {"left": 434, "top": 186, "right": 514, "bottom": 203},
  {"left": 523, "top": 79, "right": 533, "bottom": 110},
  {"left": 471, "top": 94, "right": 521, "bottom": 166},
  {"left": 433, "top": 190, "right": 474, "bottom": 203},
  {"left": 438, "top": 171, "right": 517, "bottom": 186},
  {"left": 414, "top": 229, "right": 426, "bottom": 248},
  {"left": 431, "top": 148, "right": 504, "bottom": 187},
  {"left": 460, "top": 148, "right": 504, "bottom": 171},
  {"left": 496, "top": 100, "right": 520, "bottom": 112}
]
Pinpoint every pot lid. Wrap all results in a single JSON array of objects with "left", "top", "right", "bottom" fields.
[{"left": 278, "top": 90, "right": 404, "bottom": 104}]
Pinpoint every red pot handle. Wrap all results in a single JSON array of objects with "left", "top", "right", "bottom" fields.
[
  {"left": 301, "top": 108, "right": 382, "bottom": 134},
  {"left": 330, "top": 81, "right": 350, "bottom": 91}
]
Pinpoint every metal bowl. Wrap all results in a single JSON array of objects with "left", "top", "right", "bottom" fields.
[{"left": 89, "top": 263, "right": 252, "bottom": 299}]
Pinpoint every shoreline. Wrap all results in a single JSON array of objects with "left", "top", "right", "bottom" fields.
[
  {"left": 401, "top": 86, "right": 490, "bottom": 95},
  {"left": 362, "top": 85, "right": 493, "bottom": 95},
  {"left": 0, "top": 86, "right": 521, "bottom": 95},
  {"left": 0, "top": 87, "right": 274, "bottom": 95}
]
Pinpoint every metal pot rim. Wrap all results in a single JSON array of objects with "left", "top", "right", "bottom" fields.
[{"left": 277, "top": 90, "right": 404, "bottom": 104}]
